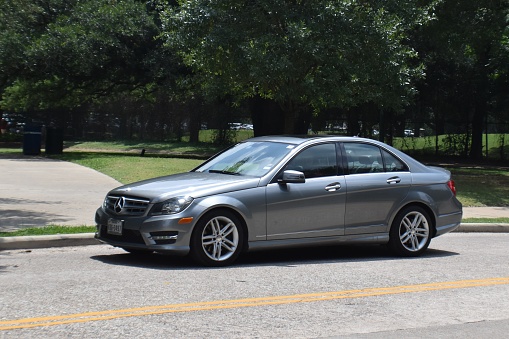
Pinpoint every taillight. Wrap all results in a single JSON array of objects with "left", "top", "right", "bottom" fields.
[{"left": 447, "top": 180, "right": 457, "bottom": 196}]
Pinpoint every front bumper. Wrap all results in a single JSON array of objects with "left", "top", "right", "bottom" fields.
[{"left": 94, "top": 207, "right": 194, "bottom": 255}]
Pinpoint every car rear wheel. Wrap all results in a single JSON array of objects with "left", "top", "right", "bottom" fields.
[
  {"left": 190, "top": 210, "right": 244, "bottom": 267},
  {"left": 389, "top": 206, "right": 432, "bottom": 256}
]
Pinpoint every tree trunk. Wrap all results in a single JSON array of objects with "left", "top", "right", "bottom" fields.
[
  {"left": 249, "top": 97, "right": 311, "bottom": 135},
  {"left": 249, "top": 97, "right": 285, "bottom": 136},
  {"left": 470, "top": 51, "right": 490, "bottom": 160},
  {"left": 283, "top": 110, "right": 298, "bottom": 134},
  {"left": 469, "top": 104, "right": 485, "bottom": 160},
  {"left": 188, "top": 101, "right": 201, "bottom": 143},
  {"left": 346, "top": 109, "right": 361, "bottom": 137}
]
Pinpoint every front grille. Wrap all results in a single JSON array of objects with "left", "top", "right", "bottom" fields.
[
  {"left": 105, "top": 195, "right": 150, "bottom": 216},
  {"left": 99, "top": 227, "right": 145, "bottom": 244}
]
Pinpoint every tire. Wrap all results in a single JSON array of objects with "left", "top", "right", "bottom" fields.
[
  {"left": 190, "top": 210, "right": 244, "bottom": 267},
  {"left": 388, "top": 206, "right": 432, "bottom": 257}
]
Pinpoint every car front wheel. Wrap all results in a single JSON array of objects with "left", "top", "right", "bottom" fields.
[
  {"left": 190, "top": 210, "right": 244, "bottom": 267},
  {"left": 389, "top": 206, "right": 432, "bottom": 256}
]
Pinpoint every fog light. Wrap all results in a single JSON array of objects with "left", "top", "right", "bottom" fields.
[
  {"left": 152, "top": 235, "right": 178, "bottom": 240},
  {"left": 149, "top": 231, "right": 179, "bottom": 245}
]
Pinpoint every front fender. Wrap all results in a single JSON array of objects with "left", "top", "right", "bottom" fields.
[{"left": 191, "top": 187, "right": 267, "bottom": 241}]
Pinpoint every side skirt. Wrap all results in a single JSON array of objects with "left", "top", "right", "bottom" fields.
[{"left": 246, "top": 233, "right": 389, "bottom": 252}]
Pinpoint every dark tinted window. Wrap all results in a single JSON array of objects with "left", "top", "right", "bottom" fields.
[
  {"left": 382, "top": 150, "right": 408, "bottom": 172},
  {"left": 344, "top": 143, "right": 409, "bottom": 173},
  {"left": 344, "top": 143, "right": 383, "bottom": 174},
  {"left": 285, "top": 143, "right": 337, "bottom": 178}
]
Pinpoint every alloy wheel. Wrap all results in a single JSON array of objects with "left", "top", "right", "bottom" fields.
[
  {"left": 398, "top": 211, "right": 430, "bottom": 252},
  {"left": 201, "top": 216, "right": 240, "bottom": 262}
]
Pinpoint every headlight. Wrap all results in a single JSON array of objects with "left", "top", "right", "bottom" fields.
[
  {"left": 151, "top": 196, "right": 193, "bottom": 215},
  {"left": 102, "top": 196, "right": 110, "bottom": 210}
]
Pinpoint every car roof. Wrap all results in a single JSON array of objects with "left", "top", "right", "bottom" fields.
[
  {"left": 246, "top": 135, "right": 373, "bottom": 145},
  {"left": 244, "top": 135, "right": 430, "bottom": 172}
]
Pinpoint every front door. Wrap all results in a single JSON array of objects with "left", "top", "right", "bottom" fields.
[{"left": 266, "top": 143, "right": 346, "bottom": 240}]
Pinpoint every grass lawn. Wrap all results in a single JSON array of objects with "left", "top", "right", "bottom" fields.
[
  {"left": 63, "top": 140, "right": 222, "bottom": 158},
  {"left": 0, "top": 145, "right": 507, "bottom": 237},
  {"left": 0, "top": 226, "right": 96, "bottom": 237},
  {"left": 1, "top": 133, "right": 507, "bottom": 237},
  {"left": 449, "top": 167, "right": 509, "bottom": 207},
  {"left": 1, "top": 133, "right": 508, "bottom": 205},
  {"left": 50, "top": 143, "right": 509, "bottom": 207},
  {"left": 53, "top": 152, "right": 203, "bottom": 184},
  {"left": 393, "top": 133, "right": 509, "bottom": 160},
  {"left": 2, "top": 217, "right": 508, "bottom": 237},
  {"left": 1, "top": 138, "right": 508, "bottom": 205}
]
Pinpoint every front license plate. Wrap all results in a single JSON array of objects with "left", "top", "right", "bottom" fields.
[{"left": 107, "top": 219, "right": 123, "bottom": 235}]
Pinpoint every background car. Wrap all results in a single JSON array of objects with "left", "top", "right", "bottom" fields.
[
  {"left": 95, "top": 136, "right": 462, "bottom": 266},
  {"left": 404, "top": 129, "right": 415, "bottom": 137}
]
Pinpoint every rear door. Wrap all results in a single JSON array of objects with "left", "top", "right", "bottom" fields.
[{"left": 342, "top": 142, "right": 411, "bottom": 235}]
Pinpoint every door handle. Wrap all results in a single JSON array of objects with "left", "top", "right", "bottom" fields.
[
  {"left": 387, "top": 177, "right": 401, "bottom": 184},
  {"left": 325, "top": 182, "right": 341, "bottom": 191}
]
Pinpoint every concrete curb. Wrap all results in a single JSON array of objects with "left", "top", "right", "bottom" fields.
[
  {"left": 0, "top": 233, "right": 98, "bottom": 251},
  {"left": 454, "top": 223, "right": 509, "bottom": 233},
  {"left": 1, "top": 223, "right": 509, "bottom": 251}
]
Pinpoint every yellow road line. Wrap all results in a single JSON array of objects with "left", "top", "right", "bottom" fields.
[{"left": 2, "top": 277, "right": 509, "bottom": 331}]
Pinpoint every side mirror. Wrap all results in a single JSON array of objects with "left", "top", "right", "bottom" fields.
[{"left": 278, "top": 170, "right": 305, "bottom": 184}]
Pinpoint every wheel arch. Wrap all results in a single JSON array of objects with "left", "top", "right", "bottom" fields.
[
  {"left": 391, "top": 202, "right": 437, "bottom": 237},
  {"left": 191, "top": 206, "right": 250, "bottom": 253}
]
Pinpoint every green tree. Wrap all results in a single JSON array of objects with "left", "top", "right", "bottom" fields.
[
  {"left": 0, "top": 0, "right": 77, "bottom": 91},
  {"left": 0, "top": 0, "right": 182, "bottom": 137},
  {"left": 412, "top": 0, "right": 509, "bottom": 159},
  {"left": 162, "top": 0, "right": 432, "bottom": 134}
]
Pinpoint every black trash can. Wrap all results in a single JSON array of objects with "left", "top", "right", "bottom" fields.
[
  {"left": 45, "top": 127, "right": 64, "bottom": 154},
  {"left": 23, "top": 124, "right": 42, "bottom": 155}
]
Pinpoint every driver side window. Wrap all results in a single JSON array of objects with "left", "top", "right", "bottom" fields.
[{"left": 285, "top": 143, "right": 337, "bottom": 179}]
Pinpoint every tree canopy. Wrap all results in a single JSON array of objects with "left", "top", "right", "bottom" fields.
[
  {"left": 162, "top": 0, "right": 434, "bottom": 133},
  {"left": 0, "top": 0, "right": 508, "bottom": 159},
  {"left": 1, "top": 0, "right": 163, "bottom": 111}
]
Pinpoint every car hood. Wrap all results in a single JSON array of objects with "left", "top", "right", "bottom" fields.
[{"left": 108, "top": 172, "right": 261, "bottom": 202}]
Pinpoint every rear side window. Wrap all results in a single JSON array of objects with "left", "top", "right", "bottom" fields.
[
  {"left": 382, "top": 149, "right": 408, "bottom": 172},
  {"left": 344, "top": 143, "right": 383, "bottom": 174},
  {"left": 344, "top": 143, "right": 408, "bottom": 174}
]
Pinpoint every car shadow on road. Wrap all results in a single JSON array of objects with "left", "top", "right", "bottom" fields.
[
  {"left": 90, "top": 252, "right": 196, "bottom": 270},
  {"left": 238, "top": 245, "right": 458, "bottom": 267},
  {"left": 90, "top": 245, "right": 459, "bottom": 270}
]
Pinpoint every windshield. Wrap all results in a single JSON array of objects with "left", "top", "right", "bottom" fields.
[{"left": 194, "top": 141, "right": 295, "bottom": 177}]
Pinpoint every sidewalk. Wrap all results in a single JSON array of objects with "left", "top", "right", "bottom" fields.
[
  {"left": 462, "top": 206, "right": 509, "bottom": 219},
  {"left": 0, "top": 154, "right": 121, "bottom": 232},
  {"left": 0, "top": 154, "right": 507, "bottom": 251}
]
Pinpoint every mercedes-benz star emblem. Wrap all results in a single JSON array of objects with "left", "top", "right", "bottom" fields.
[{"left": 114, "top": 197, "right": 125, "bottom": 213}]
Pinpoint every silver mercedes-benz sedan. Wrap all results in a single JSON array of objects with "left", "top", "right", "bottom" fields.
[{"left": 95, "top": 136, "right": 462, "bottom": 266}]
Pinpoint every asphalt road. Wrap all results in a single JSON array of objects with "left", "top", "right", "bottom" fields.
[{"left": 1, "top": 233, "right": 508, "bottom": 338}]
